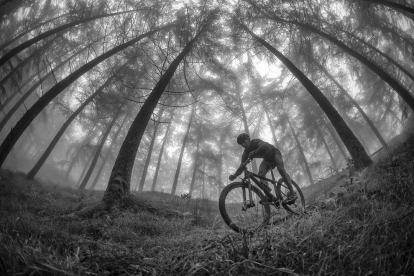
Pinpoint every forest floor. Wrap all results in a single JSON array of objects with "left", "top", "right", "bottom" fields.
[{"left": 1, "top": 133, "right": 414, "bottom": 275}]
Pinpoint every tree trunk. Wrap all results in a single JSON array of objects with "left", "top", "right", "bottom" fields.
[
  {"left": 26, "top": 67, "right": 120, "bottom": 179},
  {"left": 0, "top": 23, "right": 174, "bottom": 167},
  {"left": 0, "top": 46, "right": 90, "bottom": 132},
  {"left": 138, "top": 107, "right": 165, "bottom": 192},
  {"left": 262, "top": 100, "right": 280, "bottom": 147},
  {"left": 64, "top": 126, "right": 98, "bottom": 181},
  {"left": 0, "top": 12, "right": 70, "bottom": 52},
  {"left": 189, "top": 131, "right": 201, "bottom": 195},
  {"left": 267, "top": 16, "right": 414, "bottom": 111},
  {"left": 76, "top": 153, "right": 94, "bottom": 187},
  {"left": 361, "top": 0, "right": 414, "bottom": 16},
  {"left": 79, "top": 107, "right": 122, "bottom": 190},
  {"left": 316, "top": 123, "right": 338, "bottom": 171},
  {"left": 287, "top": 118, "right": 314, "bottom": 185},
  {"left": 88, "top": 113, "right": 128, "bottom": 191},
  {"left": 151, "top": 112, "right": 174, "bottom": 192},
  {"left": 0, "top": 37, "right": 57, "bottom": 89},
  {"left": 103, "top": 25, "right": 206, "bottom": 206},
  {"left": 320, "top": 65, "right": 389, "bottom": 151},
  {"left": 322, "top": 119, "right": 349, "bottom": 161},
  {"left": 171, "top": 105, "right": 195, "bottom": 195},
  {"left": 0, "top": 10, "right": 138, "bottom": 67},
  {"left": 344, "top": 30, "right": 414, "bottom": 83},
  {"left": 241, "top": 25, "right": 372, "bottom": 171}
]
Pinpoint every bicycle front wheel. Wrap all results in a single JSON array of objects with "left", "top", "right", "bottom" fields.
[
  {"left": 276, "top": 178, "right": 306, "bottom": 215},
  {"left": 219, "top": 182, "right": 271, "bottom": 234}
]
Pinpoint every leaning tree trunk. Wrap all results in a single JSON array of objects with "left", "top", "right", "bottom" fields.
[
  {"left": 316, "top": 123, "right": 338, "bottom": 171},
  {"left": 79, "top": 107, "right": 122, "bottom": 190},
  {"left": 0, "top": 37, "right": 57, "bottom": 89},
  {"left": 0, "top": 12, "right": 70, "bottom": 52},
  {"left": 241, "top": 24, "right": 372, "bottom": 171},
  {"left": 0, "top": 23, "right": 174, "bottom": 167},
  {"left": 0, "top": 46, "right": 91, "bottom": 132},
  {"left": 76, "top": 152, "right": 95, "bottom": 187},
  {"left": 361, "top": 0, "right": 414, "bottom": 16},
  {"left": 102, "top": 27, "right": 206, "bottom": 207},
  {"left": 320, "top": 64, "right": 389, "bottom": 151},
  {"left": 138, "top": 106, "right": 165, "bottom": 192},
  {"left": 287, "top": 118, "right": 314, "bottom": 186},
  {"left": 151, "top": 112, "right": 174, "bottom": 191},
  {"left": 343, "top": 30, "right": 414, "bottom": 83},
  {"left": 171, "top": 105, "right": 195, "bottom": 195},
  {"left": 26, "top": 64, "right": 120, "bottom": 179},
  {"left": 322, "top": 118, "right": 349, "bottom": 161},
  {"left": 265, "top": 16, "right": 414, "bottom": 111},
  {"left": 0, "top": 72, "right": 38, "bottom": 113},
  {"left": 88, "top": 113, "right": 128, "bottom": 191},
  {"left": 0, "top": 10, "right": 138, "bottom": 68}
]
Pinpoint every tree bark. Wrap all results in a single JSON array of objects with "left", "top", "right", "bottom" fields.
[
  {"left": 79, "top": 107, "right": 122, "bottom": 190},
  {"left": 88, "top": 113, "right": 128, "bottom": 191},
  {"left": 0, "top": 23, "right": 174, "bottom": 167},
  {"left": 103, "top": 23, "right": 207, "bottom": 206},
  {"left": 241, "top": 25, "right": 373, "bottom": 170},
  {"left": 0, "top": 10, "right": 138, "bottom": 67},
  {"left": 171, "top": 105, "right": 195, "bottom": 195}
]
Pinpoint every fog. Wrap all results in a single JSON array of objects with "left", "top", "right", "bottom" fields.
[{"left": 1, "top": 0, "right": 413, "bottom": 201}]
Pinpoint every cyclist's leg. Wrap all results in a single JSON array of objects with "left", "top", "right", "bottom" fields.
[
  {"left": 258, "top": 160, "right": 271, "bottom": 191},
  {"left": 274, "top": 150, "right": 296, "bottom": 197}
]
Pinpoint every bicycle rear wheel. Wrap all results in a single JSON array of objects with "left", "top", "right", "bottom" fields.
[
  {"left": 276, "top": 178, "right": 306, "bottom": 215},
  {"left": 219, "top": 182, "right": 271, "bottom": 234}
]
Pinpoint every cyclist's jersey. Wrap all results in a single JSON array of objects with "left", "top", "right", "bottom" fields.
[{"left": 241, "top": 139, "right": 278, "bottom": 163}]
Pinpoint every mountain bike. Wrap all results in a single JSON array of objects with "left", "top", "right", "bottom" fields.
[{"left": 219, "top": 158, "right": 305, "bottom": 233}]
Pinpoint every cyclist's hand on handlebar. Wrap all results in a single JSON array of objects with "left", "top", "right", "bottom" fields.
[{"left": 229, "top": 175, "right": 237, "bottom": 181}]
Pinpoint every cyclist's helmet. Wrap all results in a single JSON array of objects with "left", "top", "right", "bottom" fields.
[{"left": 237, "top": 133, "right": 250, "bottom": 145}]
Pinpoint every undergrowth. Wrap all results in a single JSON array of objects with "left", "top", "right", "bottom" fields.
[{"left": 0, "top": 134, "right": 413, "bottom": 275}]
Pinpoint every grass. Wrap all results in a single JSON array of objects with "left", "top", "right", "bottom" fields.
[{"left": 1, "top": 134, "right": 414, "bottom": 275}]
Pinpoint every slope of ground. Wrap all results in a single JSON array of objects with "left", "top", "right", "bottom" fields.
[{"left": 0, "top": 133, "right": 413, "bottom": 275}]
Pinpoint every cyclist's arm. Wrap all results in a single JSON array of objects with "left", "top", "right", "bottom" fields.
[
  {"left": 233, "top": 152, "right": 248, "bottom": 177},
  {"left": 250, "top": 141, "right": 272, "bottom": 158}
]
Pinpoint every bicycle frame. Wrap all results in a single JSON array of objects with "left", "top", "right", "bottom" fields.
[{"left": 242, "top": 166, "right": 281, "bottom": 205}]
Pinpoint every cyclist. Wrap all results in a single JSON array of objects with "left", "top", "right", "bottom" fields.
[{"left": 229, "top": 133, "right": 297, "bottom": 203}]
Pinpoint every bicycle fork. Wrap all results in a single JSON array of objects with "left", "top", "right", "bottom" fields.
[{"left": 241, "top": 178, "right": 255, "bottom": 211}]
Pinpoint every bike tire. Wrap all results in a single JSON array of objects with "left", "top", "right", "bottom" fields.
[
  {"left": 219, "top": 182, "right": 271, "bottom": 234},
  {"left": 276, "top": 178, "right": 306, "bottom": 215}
]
